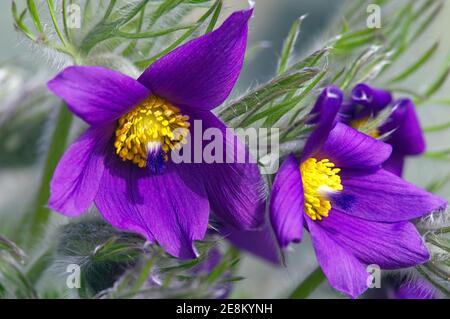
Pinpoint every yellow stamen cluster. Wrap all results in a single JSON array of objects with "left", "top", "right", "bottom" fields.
[
  {"left": 114, "top": 96, "right": 190, "bottom": 168},
  {"left": 300, "top": 158, "right": 343, "bottom": 221},
  {"left": 350, "top": 117, "right": 379, "bottom": 138}
]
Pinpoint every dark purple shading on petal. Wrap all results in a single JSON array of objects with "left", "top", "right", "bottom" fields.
[
  {"left": 48, "top": 125, "right": 112, "bottom": 216},
  {"left": 48, "top": 66, "right": 149, "bottom": 125},
  {"left": 319, "top": 210, "right": 429, "bottom": 269},
  {"left": 95, "top": 155, "right": 209, "bottom": 259},
  {"left": 351, "top": 83, "right": 392, "bottom": 113},
  {"left": 186, "top": 110, "right": 266, "bottom": 230},
  {"left": 318, "top": 123, "right": 392, "bottom": 170},
  {"left": 301, "top": 86, "right": 343, "bottom": 161},
  {"left": 334, "top": 169, "right": 447, "bottom": 222},
  {"left": 138, "top": 9, "right": 252, "bottom": 111},
  {"left": 306, "top": 217, "right": 368, "bottom": 298},
  {"left": 380, "top": 99, "right": 425, "bottom": 155},
  {"left": 270, "top": 154, "right": 304, "bottom": 248},
  {"left": 382, "top": 151, "right": 405, "bottom": 176},
  {"left": 220, "top": 223, "right": 281, "bottom": 265}
]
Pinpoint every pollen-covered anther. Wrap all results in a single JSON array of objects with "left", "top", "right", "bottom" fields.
[
  {"left": 300, "top": 158, "right": 343, "bottom": 221},
  {"left": 114, "top": 96, "right": 190, "bottom": 168}
]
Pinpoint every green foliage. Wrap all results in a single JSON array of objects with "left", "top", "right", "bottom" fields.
[
  {"left": 220, "top": 67, "right": 320, "bottom": 126},
  {"left": 0, "top": 236, "right": 37, "bottom": 298},
  {"left": 54, "top": 218, "right": 238, "bottom": 299},
  {"left": 56, "top": 218, "right": 144, "bottom": 297}
]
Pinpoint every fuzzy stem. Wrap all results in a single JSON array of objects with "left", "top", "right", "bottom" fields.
[
  {"left": 288, "top": 267, "right": 326, "bottom": 299},
  {"left": 23, "top": 104, "right": 73, "bottom": 248}
]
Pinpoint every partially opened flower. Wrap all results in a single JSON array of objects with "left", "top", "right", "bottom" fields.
[
  {"left": 341, "top": 83, "right": 425, "bottom": 176},
  {"left": 47, "top": 9, "right": 266, "bottom": 259},
  {"left": 270, "top": 86, "right": 447, "bottom": 298}
]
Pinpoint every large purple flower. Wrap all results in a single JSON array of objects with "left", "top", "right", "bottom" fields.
[
  {"left": 270, "top": 86, "right": 446, "bottom": 298},
  {"left": 47, "top": 9, "right": 266, "bottom": 259},
  {"left": 341, "top": 83, "right": 425, "bottom": 176}
]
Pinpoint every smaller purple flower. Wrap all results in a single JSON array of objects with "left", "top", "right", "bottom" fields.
[
  {"left": 341, "top": 83, "right": 425, "bottom": 176},
  {"left": 270, "top": 86, "right": 447, "bottom": 298},
  {"left": 46, "top": 9, "right": 266, "bottom": 260}
]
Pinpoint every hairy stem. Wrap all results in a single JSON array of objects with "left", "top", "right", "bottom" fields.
[{"left": 23, "top": 104, "right": 73, "bottom": 248}]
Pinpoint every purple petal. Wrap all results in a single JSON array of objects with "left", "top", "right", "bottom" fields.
[
  {"left": 302, "top": 86, "right": 343, "bottom": 161},
  {"left": 395, "top": 278, "right": 438, "bottom": 299},
  {"left": 382, "top": 151, "right": 405, "bottom": 176},
  {"left": 306, "top": 217, "right": 368, "bottom": 298},
  {"left": 48, "top": 66, "right": 149, "bottom": 125},
  {"left": 320, "top": 210, "right": 429, "bottom": 269},
  {"left": 351, "top": 83, "right": 392, "bottom": 113},
  {"left": 138, "top": 9, "right": 252, "bottom": 110},
  {"left": 380, "top": 99, "right": 425, "bottom": 155},
  {"left": 270, "top": 154, "right": 304, "bottom": 248},
  {"left": 220, "top": 223, "right": 281, "bottom": 265},
  {"left": 95, "top": 155, "right": 209, "bottom": 259},
  {"left": 317, "top": 122, "right": 392, "bottom": 169},
  {"left": 187, "top": 110, "right": 266, "bottom": 230},
  {"left": 333, "top": 169, "right": 447, "bottom": 222},
  {"left": 48, "top": 125, "right": 112, "bottom": 216}
]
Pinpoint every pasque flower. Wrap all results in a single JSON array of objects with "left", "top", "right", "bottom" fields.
[
  {"left": 270, "top": 86, "right": 447, "bottom": 298},
  {"left": 341, "top": 83, "right": 425, "bottom": 176},
  {"left": 46, "top": 9, "right": 266, "bottom": 259}
]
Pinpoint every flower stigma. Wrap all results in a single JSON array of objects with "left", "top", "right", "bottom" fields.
[
  {"left": 114, "top": 96, "right": 190, "bottom": 173},
  {"left": 300, "top": 158, "right": 343, "bottom": 221}
]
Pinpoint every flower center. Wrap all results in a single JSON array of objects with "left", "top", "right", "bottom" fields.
[
  {"left": 300, "top": 158, "right": 343, "bottom": 221},
  {"left": 114, "top": 96, "right": 190, "bottom": 172},
  {"left": 350, "top": 117, "right": 379, "bottom": 138}
]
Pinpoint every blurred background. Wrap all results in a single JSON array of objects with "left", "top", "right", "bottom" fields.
[{"left": 1, "top": 0, "right": 449, "bottom": 298}]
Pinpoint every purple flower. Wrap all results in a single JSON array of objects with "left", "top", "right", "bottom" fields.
[
  {"left": 341, "top": 83, "right": 425, "bottom": 176},
  {"left": 46, "top": 9, "right": 266, "bottom": 259},
  {"left": 270, "top": 86, "right": 447, "bottom": 298}
]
